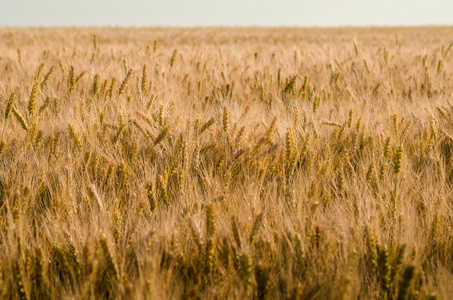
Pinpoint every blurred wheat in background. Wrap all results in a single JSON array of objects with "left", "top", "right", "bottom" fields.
[{"left": 0, "top": 27, "right": 453, "bottom": 298}]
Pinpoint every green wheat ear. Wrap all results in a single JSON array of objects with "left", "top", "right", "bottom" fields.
[
  {"left": 206, "top": 204, "right": 215, "bottom": 238},
  {"left": 28, "top": 82, "right": 38, "bottom": 117},
  {"left": 239, "top": 253, "right": 252, "bottom": 289},
  {"left": 393, "top": 146, "right": 403, "bottom": 176},
  {"left": 347, "top": 109, "right": 353, "bottom": 127},
  {"left": 383, "top": 137, "right": 391, "bottom": 158},
  {"left": 93, "top": 34, "right": 97, "bottom": 49},
  {"left": 108, "top": 78, "right": 116, "bottom": 98},
  {"left": 170, "top": 49, "right": 178, "bottom": 68},
  {"left": 141, "top": 64, "right": 148, "bottom": 93},
  {"left": 154, "top": 126, "right": 169, "bottom": 146},
  {"left": 68, "top": 65, "right": 75, "bottom": 93},
  {"left": 40, "top": 66, "right": 54, "bottom": 89},
  {"left": 12, "top": 107, "right": 28, "bottom": 131},
  {"left": 199, "top": 118, "right": 214, "bottom": 136},
  {"left": 17, "top": 48, "right": 21, "bottom": 64},
  {"left": 353, "top": 41, "right": 359, "bottom": 56},
  {"left": 285, "top": 129, "right": 296, "bottom": 177},
  {"left": 146, "top": 182, "right": 156, "bottom": 212},
  {"left": 255, "top": 263, "right": 270, "bottom": 299},
  {"left": 397, "top": 265, "right": 416, "bottom": 300},
  {"left": 91, "top": 74, "right": 99, "bottom": 95},
  {"left": 222, "top": 106, "right": 230, "bottom": 133},
  {"left": 118, "top": 69, "right": 133, "bottom": 96}
]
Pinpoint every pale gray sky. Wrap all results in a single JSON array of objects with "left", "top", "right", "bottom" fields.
[{"left": 1, "top": 0, "right": 452, "bottom": 27}]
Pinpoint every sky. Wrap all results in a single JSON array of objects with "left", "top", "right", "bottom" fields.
[{"left": 1, "top": 0, "right": 452, "bottom": 27}]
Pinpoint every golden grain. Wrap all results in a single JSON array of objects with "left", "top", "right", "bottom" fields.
[{"left": 0, "top": 27, "right": 451, "bottom": 299}]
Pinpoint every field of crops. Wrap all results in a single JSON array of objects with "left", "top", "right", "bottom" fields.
[{"left": 1, "top": 27, "right": 453, "bottom": 298}]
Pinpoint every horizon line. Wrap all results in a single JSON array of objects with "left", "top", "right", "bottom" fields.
[{"left": 2, "top": 24, "right": 453, "bottom": 29}]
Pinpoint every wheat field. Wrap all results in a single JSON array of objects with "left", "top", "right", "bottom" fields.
[{"left": 1, "top": 27, "right": 453, "bottom": 299}]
